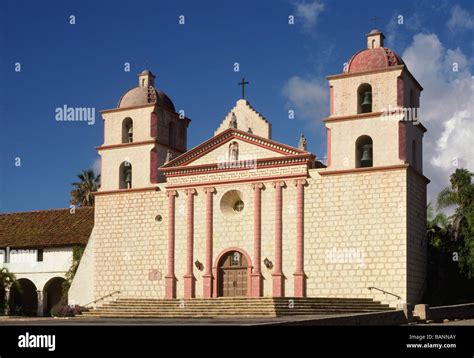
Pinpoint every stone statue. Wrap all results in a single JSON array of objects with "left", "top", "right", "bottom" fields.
[
  {"left": 229, "top": 112, "right": 238, "bottom": 129},
  {"left": 298, "top": 133, "right": 308, "bottom": 151},
  {"left": 165, "top": 150, "right": 173, "bottom": 163},
  {"left": 229, "top": 142, "right": 239, "bottom": 161}
]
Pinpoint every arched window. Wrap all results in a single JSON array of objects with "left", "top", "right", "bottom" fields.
[
  {"left": 412, "top": 140, "right": 417, "bottom": 169},
  {"left": 228, "top": 141, "right": 239, "bottom": 161},
  {"left": 119, "top": 161, "right": 132, "bottom": 189},
  {"left": 371, "top": 39, "right": 375, "bottom": 48},
  {"left": 168, "top": 121, "right": 175, "bottom": 147},
  {"left": 355, "top": 135, "right": 373, "bottom": 168},
  {"left": 122, "top": 118, "right": 133, "bottom": 143},
  {"left": 357, "top": 83, "right": 372, "bottom": 114}
]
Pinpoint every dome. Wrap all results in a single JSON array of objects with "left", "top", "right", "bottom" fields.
[
  {"left": 345, "top": 47, "right": 404, "bottom": 73},
  {"left": 117, "top": 86, "right": 176, "bottom": 112}
]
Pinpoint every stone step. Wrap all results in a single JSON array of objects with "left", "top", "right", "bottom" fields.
[
  {"left": 106, "top": 300, "right": 389, "bottom": 306},
  {"left": 84, "top": 297, "right": 393, "bottom": 318},
  {"left": 84, "top": 307, "right": 392, "bottom": 315},
  {"left": 115, "top": 297, "right": 377, "bottom": 303}
]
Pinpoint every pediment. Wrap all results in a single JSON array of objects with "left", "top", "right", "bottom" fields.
[{"left": 161, "top": 128, "right": 307, "bottom": 169}]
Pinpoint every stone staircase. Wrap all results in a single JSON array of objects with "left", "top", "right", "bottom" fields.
[{"left": 81, "top": 297, "right": 395, "bottom": 318}]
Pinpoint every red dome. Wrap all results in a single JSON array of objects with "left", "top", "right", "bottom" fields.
[{"left": 345, "top": 47, "right": 404, "bottom": 73}]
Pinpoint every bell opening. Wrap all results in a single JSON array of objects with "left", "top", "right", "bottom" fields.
[{"left": 355, "top": 135, "right": 373, "bottom": 168}]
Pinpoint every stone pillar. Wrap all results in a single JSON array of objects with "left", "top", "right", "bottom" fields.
[
  {"left": 36, "top": 290, "right": 43, "bottom": 317},
  {"left": 272, "top": 181, "right": 285, "bottom": 297},
  {"left": 203, "top": 187, "right": 215, "bottom": 298},
  {"left": 251, "top": 183, "right": 264, "bottom": 297},
  {"left": 165, "top": 190, "right": 177, "bottom": 299},
  {"left": 184, "top": 188, "right": 196, "bottom": 298},
  {"left": 294, "top": 179, "right": 306, "bottom": 297}
]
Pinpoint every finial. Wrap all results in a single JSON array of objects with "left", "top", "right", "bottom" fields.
[{"left": 298, "top": 133, "right": 308, "bottom": 151}]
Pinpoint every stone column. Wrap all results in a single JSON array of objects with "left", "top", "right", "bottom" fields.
[
  {"left": 165, "top": 190, "right": 177, "bottom": 299},
  {"left": 202, "top": 187, "right": 215, "bottom": 298},
  {"left": 251, "top": 183, "right": 264, "bottom": 297},
  {"left": 184, "top": 188, "right": 196, "bottom": 298},
  {"left": 294, "top": 179, "right": 307, "bottom": 297},
  {"left": 36, "top": 290, "right": 43, "bottom": 317},
  {"left": 272, "top": 181, "right": 285, "bottom": 297}
]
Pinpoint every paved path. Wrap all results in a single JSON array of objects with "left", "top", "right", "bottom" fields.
[
  {"left": 416, "top": 318, "right": 474, "bottom": 326},
  {"left": 0, "top": 315, "right": 335, "bottom": 326}
]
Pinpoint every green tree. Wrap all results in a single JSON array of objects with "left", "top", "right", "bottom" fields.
[
  {"left": 70, "top": 170, "right": 100, "bottom": 207},
  {"left": 437, "top": 168, "right": 474, "bottom": 278},
  {"left": 0, "top": 268, "right": 16, "bottom": 314}
]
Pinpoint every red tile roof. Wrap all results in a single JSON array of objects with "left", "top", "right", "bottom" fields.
[{"left": 0, "top": 207, "right": 94, "bottom": 249}]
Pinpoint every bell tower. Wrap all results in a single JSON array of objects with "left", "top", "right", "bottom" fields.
[
  {"left": 97, "top": 69, "right": 191, "bottom": 191},
  {"left": 324, "top": 29, "right": 426, "bottom": 173}
]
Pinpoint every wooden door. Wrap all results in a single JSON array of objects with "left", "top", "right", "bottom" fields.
[{"left": 218, "top": 251, "right": 248, "bottom": 297}]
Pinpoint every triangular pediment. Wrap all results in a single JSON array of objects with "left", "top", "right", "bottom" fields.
[{"left": 161, "top": 128, "right": 308, "bottom": 169}]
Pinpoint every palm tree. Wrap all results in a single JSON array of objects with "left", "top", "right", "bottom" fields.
[
  {"left": 70, "top": 170, "right": 100, "bottom": 207},
  {"left": 437, "top": 169, "right": 474, "bottom": 241}
]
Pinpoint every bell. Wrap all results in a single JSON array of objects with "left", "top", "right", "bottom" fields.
[
  {"left": 361, "top": 91, "right": 372, "bottom": 113},
  {"left": 127, "top": 126, "right": 133, "bottom": 143},
  {"left": 360, "top": 144, "right": 373, "bottom": 167},
  {"left": 124, "top": 169, "right": 132, "bottom": 188}
]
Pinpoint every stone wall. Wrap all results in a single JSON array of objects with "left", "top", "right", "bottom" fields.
[{"left": 79, "top": 164, "right": 426, "bottom": 308}]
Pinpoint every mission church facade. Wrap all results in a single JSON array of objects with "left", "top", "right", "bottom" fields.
[{"left": 69, "top": 29, "right": 429, "bottom": 308}]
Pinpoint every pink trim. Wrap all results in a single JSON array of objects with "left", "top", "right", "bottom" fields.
[
  {"left": 161, "top": 154, "right": 313, "bottom": 177},
  {"left": 251, "top": 183, "right": 264, "bottom": 297},
  {"left": 184, "top": 189, "right": 196, "bottom": 298},
  {"left": 165, "top": 190, "right": 177, "bottom": 299},
  {"left": 203, "top": 187, "right": 215, "bottom": 298},
  {"left": 150, "top": 112, "right": 158, "bottom": 138},
  {"left": 399, "top": 122, "right": 407, "bottom": 161},
  {"left": 329, "top": 86, "right": 334, "bottom": 115},
  {"left": 96, "top": 139, "right": 155, "bottom": 151},
  {"left": 150, "top": 148, "right": 158, "bottom": 184},
  {"left": 397, "top": 75, "right": 404, "bottom": 107},
  {"left": 165, "top": 174, "right": 307, "bottom": 190},
  {"left": 327, "top": 128, "right": 331, "bottom": 167},
  {"left": 212, "top": 247, "right": 253, "bottom": 298},
  {"left": 272, "top": 181, "right": 285, "bottom": 297},
  {"left": 294, "top": 179, "right": 306, "bottom": 297}
]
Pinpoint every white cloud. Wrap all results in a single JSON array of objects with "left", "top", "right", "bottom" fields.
[
  {"left": 294, "top": 1, "right": 325, "bottom": 30},
  {"left": 281, "top": 76, "right": 328, "bottom": 120},
  {"left": 402, "top": 33, "right": 474, "bottom": 202},
  {"left": 91, "top": 157, "right": 101, "bottom": 176},
  {"left": 447, "top": 5, "right": 474, "bottom": 31}
]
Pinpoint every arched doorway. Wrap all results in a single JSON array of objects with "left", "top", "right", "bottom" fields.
[
  {"left": 217, "top": 249, "right": 250, "bottom": 297},
  {"left": 9, "top": 279, "right": 38, "bottom": 316},
  {"left": 43, "top": 277, "right": 66, "bottom": 316}
]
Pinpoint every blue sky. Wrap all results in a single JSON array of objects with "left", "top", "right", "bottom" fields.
[{"left": 0, "top": 0, "right": 473, "bottom": 212}]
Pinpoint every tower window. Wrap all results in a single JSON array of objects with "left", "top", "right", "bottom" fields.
[
  {"left": 357, "top": 83, "right": 372, "bottom": 114},
  {"left": 119, "top": 161, "right": 132, "bottom": 189},
  {"left": 37, "top": 249, "right": 43, "bottom": 262},
  {"left": 355, "top": 135, "right": 373, "bottom": 168},
  {"left": 371, "top": 39, "right": 375, "bottom": 48},
  {"left": 122, "top": 118, "right": 133, "bottom": 143}
]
